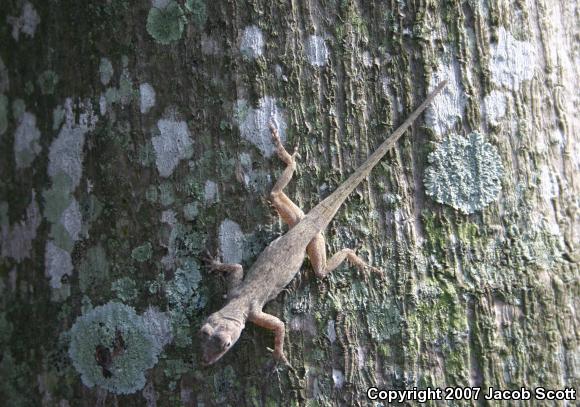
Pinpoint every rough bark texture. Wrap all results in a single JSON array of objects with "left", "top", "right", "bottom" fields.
[{"left": 0, "top": 0, "right": 577, "bottom": 406}]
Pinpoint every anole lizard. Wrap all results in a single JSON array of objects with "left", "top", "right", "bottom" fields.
[{"left": 199, "top": 81, "right": 447, "bottom": 365}]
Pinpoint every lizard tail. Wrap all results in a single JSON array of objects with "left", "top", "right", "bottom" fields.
[{"left": 305, "top": 81, "right": 447, "bottom": 231}]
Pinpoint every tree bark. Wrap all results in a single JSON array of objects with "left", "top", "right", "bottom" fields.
[{"left": 0, "top": 0, "right": 577, "bottom": 406}]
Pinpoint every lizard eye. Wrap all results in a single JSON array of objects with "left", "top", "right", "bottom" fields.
[{"left": 223, "top": 341, "right": 231, "bottom": 349}]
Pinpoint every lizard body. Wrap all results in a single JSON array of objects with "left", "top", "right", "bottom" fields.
[{"left": 200, "top": 82, "right": 447, "bottom": 365}]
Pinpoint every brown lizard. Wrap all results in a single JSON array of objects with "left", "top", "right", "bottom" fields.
[{"left": 199, "top": 81, "right": 447, "bottom": 366}]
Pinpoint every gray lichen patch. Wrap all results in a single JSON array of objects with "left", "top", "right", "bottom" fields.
[
  {"left": 203, "top": 180, "right": 218, "bottom": 204},
  {"left": 237, "top": 152, "right": 271, "bottom": 193},
  {"left": 0, "top": 57, "right": 9, "bottom": 93},
  {"left": 218, "top": 219, "right": 244, "bottom": 264},
  {"left": 146, "top": 1, "right": 186, "bottom": 45},
  {"left": 0, "top": 191, "right": 41, "bottom": 262},
  {"left": 60, "top": 198, "right": 83, "bottom": 243},
  {"left": 44, "top": 240, "right": 73, "bottom": 288},
  {"left": 425, "top": 61, "right": 466, "bottom": 136},
  {"left": 152, "top": 118, "right": 193, "bottom": 177},
  {"left": 7, "top": 1, "right": 40, "bottom": 41},
  {"left": 13, "top": 111, "right": 41, "bottom": 168},
  {"left": 306, "top": 35, "right": 329, "bottom": 67},
  {"left": 240, "top": 25, "right": 264, "bottom": 59},
  {"left": 0, "top": 95, "right": 7, "bottom": 136},
  {"left": 141, "top": 307, "right": 173, "bottom": 350},
  {"left": 139, "top": 83, "right": 156, "bottom": 114},
  {"left": 68, "top": 302, "right": 165, "bottom": 395},
  {"left": 48, "top": 99, "right": 97, "bottom": 190},
  {"left": 99, "top": 58, "right": 114, "bottom": 86},
  {"left": 234, "top": 96, "right": 286, "bottom": 157},
  {"left": 484, "top": 90, "right": 507, "bottom": 126},
  {"left": 44, "top": 100, "right": 97, "bottom": 299},
  {"left": 79, "top": 244, "right": 109, "bottom": 293},
  {"left": 490, "top": 27, "right": 536, "bottom": 90},
  {"left": 424, "top": 132, "right": 504, "bottom": 214}
]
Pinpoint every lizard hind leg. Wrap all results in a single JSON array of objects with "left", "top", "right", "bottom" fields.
[
  {"left": 307, "top": 233, "right": 381, "bottom": 279},
  {"left": 269, "top": 122, "right": 305, "bottom": 227}
]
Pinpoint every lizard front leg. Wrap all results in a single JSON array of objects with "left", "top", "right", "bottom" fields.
[
  {"left": 249, "top": 309, "right": 290, "bottom": 365},
  {"left": 307, "top": 233, "right": 381, "bottom": 279},
  {"left": 203, "top": 252, "right": 244, "bottom": 297}
]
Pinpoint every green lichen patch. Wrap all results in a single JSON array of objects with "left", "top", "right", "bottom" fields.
[
  {"left": 37, "top": 70, "right": 59, "bottom": 95},
  {"left": 185, "top": 0, "right": 207, "bottom": 27},
  {"left": 131, "top": 241, "right": 153, "bottom": 262},
  {"left": 68, "top": 302, "right": 162, "bottom": 394},
  {"left": 146, "top": 1, "right": 186, "bottom": 45},
  {"left": 165, "top": 259, "right": 204, "bottom": 313},
  {"left": 112, "top": 277, "right": 138, "bottom": 302},
  {"left": 424, "top": 133, "right": 503, "bottom": 214},
  {"left": 183, "top": 201, "right": 198, "bottom": 221}
]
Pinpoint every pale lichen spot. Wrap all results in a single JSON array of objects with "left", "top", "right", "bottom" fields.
[
  {"left": 45, "top": 240, "right": 73, "bottom": 289},
  {"left": 13, "top": 111, "right": 41, "bottom": 169},
  {"left": 60, "top": 198, "right": 83, "bottom": 242},
  {"left": 326, "top": 319, "right": 336, "bottom": 343},
  {"left": 218, "top": 219, "right": 244, "bottom": 264},
  {"left": 203, "top": 180, "right": 218, "bottom": 204},
  {"left": 99, "top": 58, "right": 114, "bottom": 86},
  {"left": 201, "top": 34, "right": 222, "bottom": 56},
  {"left": 425, "top": 61, "right": 466, "bottom": 136},
  {"left": 484, "top": 90, "right": 507, "bottom": 126},
  {"left": 332, "top": 369, "right": 345, "bottom": 389},
  {"left": 240, "top": 25, "right": 264, "bottom": 59},
  {"left": 151, "top": 118, "right": 193, "bottom": 177},
  {"left": 539, "top": 165, "right": 558, "bottom": 202},
  {"left": 306, "top": 35, "right": 329, "bottom": 67},
  {"left": 424, "top": 133, "right": 504, "bottom": 214},
  {"left": 139, "top": 83, "right": 156, "bottom": 114},
  {"left": 99, "top": 94, "right": 107, "bottom": 115},
  {"left": 490, "top": 27, "right": 536, "bottom": 90},
  {"left": 234, "top": 96, "right": 286, "bottom": 157},
  {"left": 362, "top": 51, "right": 372, "bottom": 67},
  {"left": 7, "top": 1, "right": 40, "bottom": 41}
]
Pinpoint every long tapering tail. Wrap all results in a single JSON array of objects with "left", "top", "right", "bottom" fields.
[{"left": 305, "top": 81, "right": 447, "bottom": 231}]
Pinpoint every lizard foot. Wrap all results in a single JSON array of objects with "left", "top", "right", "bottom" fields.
[{"left": 266, "top": 347, "right": 294, "bottom": 370}]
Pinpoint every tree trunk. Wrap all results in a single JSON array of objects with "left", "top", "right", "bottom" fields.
[{"left": 0, "top": 0, "right": 577, "bottom": 406}]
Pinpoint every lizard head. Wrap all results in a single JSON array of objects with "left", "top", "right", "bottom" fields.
[{"left": 199, "top": 313, "right": 243, "bottom": 365}]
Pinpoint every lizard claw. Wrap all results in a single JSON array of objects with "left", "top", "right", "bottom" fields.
[{"left": 201, "top": 249, "right": 222, "bottom": 271}]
